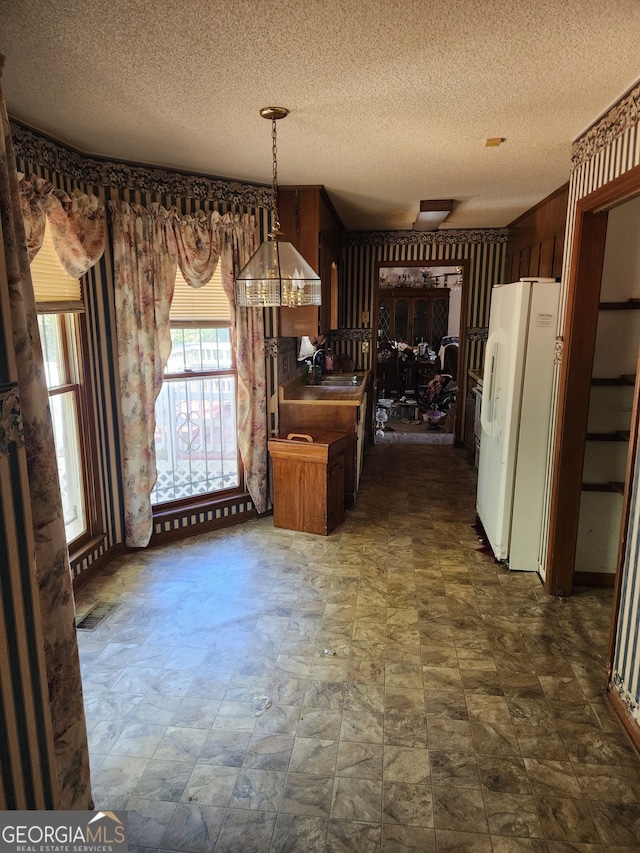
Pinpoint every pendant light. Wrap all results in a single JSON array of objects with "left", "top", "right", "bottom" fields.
[{"left": 235, "top": 107, "right": 321, "bottom": 308}]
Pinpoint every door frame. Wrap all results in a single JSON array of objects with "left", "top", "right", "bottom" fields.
[
  {"left": 545, "top": 162, "right": 640, "bottom": 597},
  {"left": 373, "top": 260, "right": 470, "bottom": 445}
]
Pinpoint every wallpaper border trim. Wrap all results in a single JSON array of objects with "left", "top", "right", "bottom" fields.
[
  {"left": 571, "top": 79, "right": 640, "bottom": 170},
  {"left": 10, "top": 120, "right": 273, "bottom": 206},
  {"left": 345, "top": 229, "right": 508, "bottom": 247}
]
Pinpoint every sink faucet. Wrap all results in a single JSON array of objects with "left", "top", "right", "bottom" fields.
[{"left": 312, "top": 348, "right": 326, "bottom": 380}]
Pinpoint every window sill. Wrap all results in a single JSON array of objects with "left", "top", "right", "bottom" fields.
[{"left": 69, "top": 533, "right": 108, "bottom": 568}]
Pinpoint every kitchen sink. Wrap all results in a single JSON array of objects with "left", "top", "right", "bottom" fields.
[{"left": 318, "top": 375, "right": 363, "bottom": 386}]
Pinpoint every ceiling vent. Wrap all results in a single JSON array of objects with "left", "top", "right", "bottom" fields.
[{"left": 412, "top": 199, "right": 454, "bottom": 231}]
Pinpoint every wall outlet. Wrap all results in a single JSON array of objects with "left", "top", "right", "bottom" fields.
[
  {"left": 361, "top": 310, "right": 370, "bottom": 323},
  {"left": 362, "top": 341, "right": 370, "bottom": 353}
]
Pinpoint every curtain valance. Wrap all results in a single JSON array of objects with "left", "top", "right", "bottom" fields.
[{"left": 19, "top": 174, "right": 105, "bottom": 278}]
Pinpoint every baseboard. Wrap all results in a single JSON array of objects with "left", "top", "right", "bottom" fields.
[
  {"left": 72, "top": 542, "right": 127, "bottom": 592},
  {"left": 573, "top": 571, "right": 616, "bottom": 588},
  {"left": 606, "top": 687, "right": 640, "bottom": 754},
  {"left": 149, "top": 507, "right": 257, "bottom": 547}
]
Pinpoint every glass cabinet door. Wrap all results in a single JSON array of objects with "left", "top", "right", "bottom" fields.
[
  {"left": 431, "top": 296, "right": 450, "bottom": 350},
  {"left": 378, "top": 298, "right": 392, "bottom": 341},
  {"left": 413, "top": 299, "right": 429, "bottom": 344},
  {"left": 395, "top": 299, "right": 409, "bottom": 343}
]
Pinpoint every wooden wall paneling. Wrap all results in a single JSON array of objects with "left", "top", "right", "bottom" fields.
[
  {"left": 506, "top": 183, "right": 569, "bottom": 280},
  {"left": 540, "top": 235, "right": 555, "bottom": 277},
  {"left": 529, "top": 242, "right": 542, "bottom": 277},
  {"left": 553, "top": 230, "right": 565, "bottom": 279}
]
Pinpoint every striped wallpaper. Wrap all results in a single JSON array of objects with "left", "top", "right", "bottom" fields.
[
  {"left": 339, "top": 232, "right": 508, "bottom": 408},
  {"left": 1, "top": 127, "right": 58, "bottom": 806},
  {"left": 544, "top": 81, "right": 640, "bottom": 723}
]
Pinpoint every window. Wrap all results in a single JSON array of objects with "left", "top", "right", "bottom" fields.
[
  {"left": 151, "top": 266, "right": 240, "bottom": 505},
  {"left": 31, "top": 222, "right": 96, "bottom": 546},
  {"left": 37, "top": 313, "right": 87, "bottom": 541}
]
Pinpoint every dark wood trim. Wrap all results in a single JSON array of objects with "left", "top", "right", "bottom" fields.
[
  {"left": 581, "top": 482, "right": 625, "bottom": 493},
  {"left": 607, "top": 346, "right": 640, "bottom": 683},
  {"left": 149, "top": 506, "right": 257, "bottom": 547},
  {"left": 152, "top": 489, "right": 252, "bottom": 523},
  {"left": 599, "top": 300, "right": 640, "bottom": 310},
  {"left": 587, "top": 162, "right": 640, "bottom": 213},
  {"left": 544, "top": 207, "right": 609, "bottom": 597},
  {"left": 71, "top": 542, "right": 127, "bottom": 592},
  {"left": 606, "top": 687, "right": 640, "bottom": 755},
  {"left": 585, "top": 431, "right": 630, "bottom": 441},
  {"left": 591, "top": 375, "right": 636, "bottom": 386},
  {"left": 573, "top": 571, "right": 616, "bottom": 588}
]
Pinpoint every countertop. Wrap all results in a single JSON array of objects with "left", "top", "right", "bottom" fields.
[{"left": 279, "top": 371, "right": 370, "bottom": 406}]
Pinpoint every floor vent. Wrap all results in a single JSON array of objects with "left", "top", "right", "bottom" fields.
[{"left": 77, "top": 603, "right": 119, "bottom": 630}]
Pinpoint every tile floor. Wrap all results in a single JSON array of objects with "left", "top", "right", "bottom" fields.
[{"left": 76, "top": 442, "right": 640, "bottom": 852}]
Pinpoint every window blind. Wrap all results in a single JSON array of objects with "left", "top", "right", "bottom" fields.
[
  {"left": 30, "top": 220, "right": 82, "bottom": 303},
  {"left": 171, "top": 264, "right": 230, "bottom": 322}
]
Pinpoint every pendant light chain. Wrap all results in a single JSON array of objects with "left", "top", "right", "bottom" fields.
[
  {"left": 234, "top": 106, "right": 320, "bottom": 308},
  {"left": 271, "top": 117, "right": 281, "bottom": 232}
]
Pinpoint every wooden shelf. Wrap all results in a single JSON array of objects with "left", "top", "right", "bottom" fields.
[
  {"left": 585, "top": 430, "right": 630, "bottom": 441},
  {"left": 581, "top": 481, "right": 626, "bottom": 493},
  {"left": 599, "top": 299, "right": 640, "bottom": 310},
  {"left": 591, "top": 375, "right": 636, "bottom": 386}
]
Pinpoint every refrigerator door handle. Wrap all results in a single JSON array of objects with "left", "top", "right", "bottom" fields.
[{"left": 481, "top": 335, "right": 498, "bottom": 434}]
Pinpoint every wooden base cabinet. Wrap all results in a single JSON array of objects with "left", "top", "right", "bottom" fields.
[{"left": 268, "top": 431, "right": 351, "bottom": 535}]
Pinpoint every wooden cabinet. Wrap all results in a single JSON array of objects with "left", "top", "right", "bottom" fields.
[
  {"left": 277, "top": 186, "right": 343, "bottom": 337},
  {"left": 268, "top": 431, "right": 350, "bottom": 535},
  {"left": 278, "top": 372, "right": 370, "bottom": 506},
  {"left": 378, "top": 288, "right": 450, "bottom": 349}
]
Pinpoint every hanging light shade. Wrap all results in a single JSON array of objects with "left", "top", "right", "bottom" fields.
[{"left": 235, "top": 107, "right": 321, "bottom": 308}]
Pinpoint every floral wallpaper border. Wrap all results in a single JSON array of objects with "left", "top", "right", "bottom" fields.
[
  {"left": 0, "top": 383, "right": 24, "bottom": 454},
  {"left": 328, "top": 328, "right": 373, "bottom": 343},
  {"left": 345, "top": 229, "right": 508, "bottom": 247},
  {"left": 10, "top": 120, "right": 273, "bottom": 207},
  {"left": 571, "top": 80, "right": 640, "bottom": 171},
  {"left": 466, "top": 327, "right": 488, "bottom": 342},
  {"left": 264, "top": 338, "right": 297, "bottom": 358}
]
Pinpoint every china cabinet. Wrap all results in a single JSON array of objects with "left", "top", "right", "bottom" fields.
[{"left": 378, "top": 288, "right": 450, "bottom": 349}]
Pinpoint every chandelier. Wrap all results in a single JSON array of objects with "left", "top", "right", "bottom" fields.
[{"left": 235, "top": 107, "right": 321, "bottom": 308}]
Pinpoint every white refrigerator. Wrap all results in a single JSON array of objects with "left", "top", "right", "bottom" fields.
[{"left": 476, "top": 277, "right": 560, "bottom": 572}]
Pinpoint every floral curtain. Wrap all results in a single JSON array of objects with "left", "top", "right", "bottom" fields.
[
  {"left": 0, "top": 56, "right": 92, "bottom": 808},
  {"left": 172, "top": 208, "right": 222, "bottom": 287},
  {"left": 110, "top": 201, "right": 178, "bottom": 547},
  {"left": 219, "top": 212, "right": 268, "bottom": 514},
  {"left": 20, "top": 173, "right": 106, "bottom": 277},
  {"left": 111, "top": 202, "right": 268, "bottom": 547}
]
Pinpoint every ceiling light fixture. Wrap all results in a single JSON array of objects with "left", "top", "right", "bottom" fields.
[
  {"left": 235, "top": 107, "right": 321, "bottom": 308},
  {"left": 412, "top": 199, "right": 454, "bottom": 231}
]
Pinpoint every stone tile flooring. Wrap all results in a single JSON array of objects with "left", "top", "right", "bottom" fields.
[{"left": 76, "top": 443, "right": 640, "bottom": 852}]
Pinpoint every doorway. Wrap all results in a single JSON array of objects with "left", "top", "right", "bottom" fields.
[
  {"left": 372, "top": 261, "right": 469, "bottom": 445},
  {"left": 546, "top": 164, "right": 640, "bottom": 598}
]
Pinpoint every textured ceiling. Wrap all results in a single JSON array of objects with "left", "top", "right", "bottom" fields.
[{"left": 2, "top": 0, "right": 640, "bottom": 230}]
